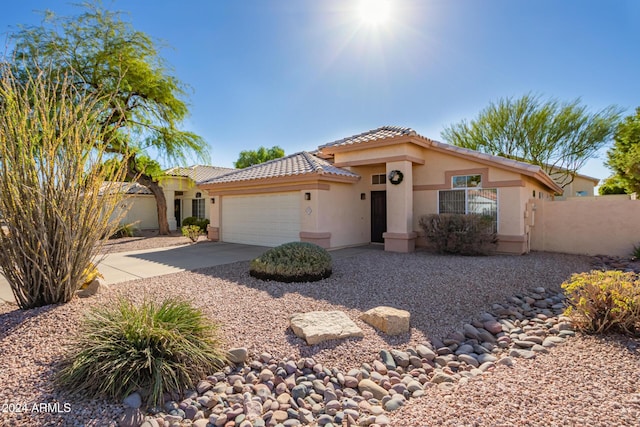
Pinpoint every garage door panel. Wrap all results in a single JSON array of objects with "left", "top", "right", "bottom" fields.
[{"left": 221, "top": 193, "right": 301, "bottom": 246}]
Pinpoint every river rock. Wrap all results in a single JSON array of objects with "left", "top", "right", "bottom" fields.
[{"left": 358, "top": 379, "right": 389, "bottom": 400}]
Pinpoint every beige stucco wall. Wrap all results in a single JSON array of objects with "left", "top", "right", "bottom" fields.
[
  {"left": 414, "top": 149, "right": 523, "bottom": 185},
  {"left": 334, "top": 143, "right": 423, "bottom": 165},
  {"left": 530, "top": 196, "right": 640, "bottom": 256},
  {"left": 312, "top": 182, "right": 370, "bottom": 248},
  {"left": 554, "top": 175, "right": 598, "bottom": 200},
  {"left": 119, "top": 195, "right": 159, "bottom": 229}
]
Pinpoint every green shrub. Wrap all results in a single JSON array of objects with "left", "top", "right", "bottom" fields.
[
  {"left": 110, "top": 222, "right": 137, "bottom": 239},
  {"left": 418, "top": 213, "right": 497, "bottom": 256},
  {"left": 632, "top": 243, "right": 640, "bottom": 260},
  {"left": 182, "top": 216, "right": 210, "bottom": 232},
  {"left": 181, "top": 225, "right": 203, "bottom": 242},
  {"left": 56, "top": 297, "right": 226, "bottom": 407},
  {"left": 250, "top": 241, "right": 332, "bottom": 283},
  {"left": 562, "top": 270, "right": 640, "bottom": 335}
]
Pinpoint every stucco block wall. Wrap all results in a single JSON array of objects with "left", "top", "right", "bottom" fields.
[{"left": 530, "top": 196, "right": 640, "bottom": 256}]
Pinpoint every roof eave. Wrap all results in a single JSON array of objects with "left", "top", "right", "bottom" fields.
[{"left": 198, "top": 172, "right": 360, "bottom": 191}]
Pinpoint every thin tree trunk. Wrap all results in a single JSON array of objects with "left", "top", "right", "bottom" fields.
[
  {"left": 127, "top": 169, "right": 171, "bottom": 235},
  {"left": 144, "top": 179, "right": 170, "bottom": 235}
]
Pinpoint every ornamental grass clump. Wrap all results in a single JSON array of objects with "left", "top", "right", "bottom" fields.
[
  {"left": 250, "top": 241, "right": 332, "bottom": 283},
  {"left": 562, "top": 270, "right": 640, "bottom": 336},
  {"left": 56, "top": 297, "right": 226, "bottom": 407}
]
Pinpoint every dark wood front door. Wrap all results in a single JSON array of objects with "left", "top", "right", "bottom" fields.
[
  {"left": 371, "top": 191, "right": 387, "bottom": 243},
  {"left": 174, "top": 199, "right": 181, "bottom": 227}
]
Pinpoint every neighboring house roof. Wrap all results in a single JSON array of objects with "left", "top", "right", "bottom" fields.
[
  {"left": 318, "top": 125, "right": 417, "bottom": 149},
  {"left": 165, "top": 165, "right": 236, "bottom": 184},
  {"left": 99, "top": 182, "right": 152, "bottom": 195},
  {"left": 201, "top": 151, "right": 360, "bottom": 184}
]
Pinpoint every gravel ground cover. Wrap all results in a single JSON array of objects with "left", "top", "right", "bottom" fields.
[{"left": 1, "top": 249, "right": 637, "bottom": 426}]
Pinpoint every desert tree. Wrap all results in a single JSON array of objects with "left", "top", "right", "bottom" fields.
[
  {"left": 234, "top": 146, "right": 285, "bottom": 168},
  {"left": 0, "top": 64, "right": 129, "bottom": 309},
  {"left": 605, "top": 107, "right": 640, "bottom": 194},
  {"left": 11, "top": 2, "right": 208, "bottom": 234},
  {"left": 441, "top": 94, "right": 622, "bottom": 188}
]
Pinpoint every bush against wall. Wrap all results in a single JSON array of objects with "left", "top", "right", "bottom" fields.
[
  {"left": 419, "top": 213, "right": 497, "bottom": 256},
  {"left": 0, "top": 65, "right": 128, "bottom": 309},
  {"left": 562, "top": 270, "right": 640, "bottom": 335}
]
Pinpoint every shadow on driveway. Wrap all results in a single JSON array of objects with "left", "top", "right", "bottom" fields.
[{"left": 99, "top": 242, "right": 270, "bottom": 284}]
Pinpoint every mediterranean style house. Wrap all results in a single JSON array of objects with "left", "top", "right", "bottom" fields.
[{"left": 197, "top": 126, "right": 573, "bottom": 254}]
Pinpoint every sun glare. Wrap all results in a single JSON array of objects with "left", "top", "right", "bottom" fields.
[{"left": 358, "top": 0, "right": 392, "bottom": 26}]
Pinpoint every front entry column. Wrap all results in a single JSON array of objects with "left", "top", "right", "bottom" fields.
[
  {"left": 164, "top": 189, "right": 177, "bottom": 231},
  {"left": 383, "top": 160, "right": 416, "bottom": 252}
]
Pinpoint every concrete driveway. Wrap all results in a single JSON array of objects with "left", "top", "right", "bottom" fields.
[{"left": 0, "top": 242, "right": 269, "bottom": 304}]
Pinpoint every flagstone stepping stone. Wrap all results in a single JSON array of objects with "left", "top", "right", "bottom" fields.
[
  {"left": 290, "top": 311, "right": 363, "bottom": 345},
  {"left": 360, "top": 306, "right": 410, "bottom": 335}
]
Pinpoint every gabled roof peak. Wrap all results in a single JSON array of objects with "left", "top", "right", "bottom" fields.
[
  {"left": 199, "top": 151, "right": 359, "bottom": 184},
  {"left": 319, "top": 126, "right": 416, "bottom": 149}
]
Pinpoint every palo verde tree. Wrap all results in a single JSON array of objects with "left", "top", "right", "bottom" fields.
[
  {"left": 11, "top": 2, "right": 208, "bottom": 234},
  {"left": 441, "top": 94, "right": 622, "bottom": 188},
  {"left": 0, "top": 64, "right": 128, "bottom": 309},
  {"left": 234, "top": 145, "right": 285, "bottom": 168},
  {"left": 605, "top": 107, "right": 640, "bottom": 194}
]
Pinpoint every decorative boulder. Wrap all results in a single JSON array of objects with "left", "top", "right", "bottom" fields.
[
  {"left": 290, "top": 311, "right": 363, "bottom": 345},
  {"left": 360, "top": 306, "right": 410, "bottom": 335},
  {"left": 77, "top": 277, "right": 110, "bottom": 298}
]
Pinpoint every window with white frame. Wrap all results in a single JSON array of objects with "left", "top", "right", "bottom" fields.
[
  {"left": 439, "top": 174, "right": 498, "bottom": 232},
  {"left": 192, "top": 197, "right": 205, "bottom": 219},
  {"left": 372, "top": 173, "right": 386, "bottom": 185}
]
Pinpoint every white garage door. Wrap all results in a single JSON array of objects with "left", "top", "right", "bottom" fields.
[{"left": 221, "top": 192, "right": 301, "bottom": 246}]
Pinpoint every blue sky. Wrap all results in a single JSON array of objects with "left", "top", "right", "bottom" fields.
[{"left": 1, "top": 1, "right": 639, "bottom": 182}]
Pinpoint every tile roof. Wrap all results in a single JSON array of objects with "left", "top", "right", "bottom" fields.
[
  {"left": 165, "top": 165, "right": 237, "bottom": 184},
  {"left": 99, "top": 182, "right": 152, "bottom": 195},
  {"left": 318, "top": 125, "right": 417, "bottom": 149},
  {"left": 200, "top": 152, "right": 359, "bottom": 184}
]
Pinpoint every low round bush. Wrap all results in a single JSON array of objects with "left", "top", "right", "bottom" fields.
[
  {"left": 250, "top": 241, "right": 332, "bottom": 283},
  {"left": 562, "top": 270, "right": 640, "bottom": 335},
  {"left": 182, "top": 216, "right": 210, "bottom": 232},
  {"left": 56, "top": 297, "right": 226, "bottom": 407}
]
